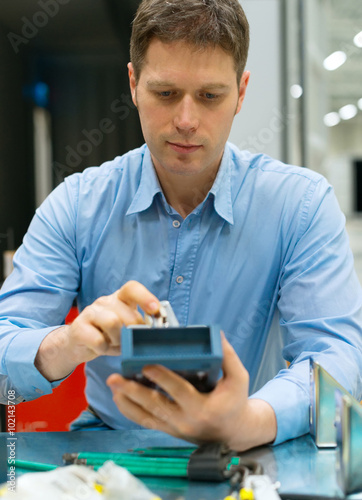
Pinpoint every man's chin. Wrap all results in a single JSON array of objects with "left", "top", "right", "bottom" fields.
[{"left": 162, "top": 162, "right": 204, "bottom": 177}]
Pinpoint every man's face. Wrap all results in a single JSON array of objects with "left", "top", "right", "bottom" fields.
[{"left": 128, "top": 38, "right": 249, "bottom": 179}]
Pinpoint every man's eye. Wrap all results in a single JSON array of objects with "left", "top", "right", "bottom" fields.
[
  {"left": 203, "top": 93, "right": 223, "bottom": 102},
  {"left": 158, "top": 91, "right": 172, "bottom": 98}
]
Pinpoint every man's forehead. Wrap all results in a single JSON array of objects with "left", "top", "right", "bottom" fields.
[
  {"left": 139, "top": 39, "right": 237, "bottom": 88},
  {"left": 144, "top": 38, "right": 234, "bottom": 67}
]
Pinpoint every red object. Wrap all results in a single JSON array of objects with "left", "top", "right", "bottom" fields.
[{"left": 9, "top": 307, "right": 87, "bottom": 432}]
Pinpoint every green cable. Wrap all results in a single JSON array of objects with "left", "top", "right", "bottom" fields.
[{"left": 14, "top": 460, "right": 58, "bottom": 471}]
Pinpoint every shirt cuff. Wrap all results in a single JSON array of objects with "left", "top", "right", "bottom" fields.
[
  {"left": 249, "top": 366, "right": 310, "bottom": 445},
  {"left": 5, "top": 327, "right": 64, "bottom": 401}
]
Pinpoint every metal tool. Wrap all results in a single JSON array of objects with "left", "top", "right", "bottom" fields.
[{"left": 144, "top": 300, "right": 179, "bottom": 328}]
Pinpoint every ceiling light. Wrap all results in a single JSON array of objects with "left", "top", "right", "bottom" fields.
[
  {"left": 290, "top": 84, "right": 303, "bottom": 99},
  {"left": 358, "top": 98, "right": 362, "bottom": 111},
  {"left": 323, "top": 51, "right": 347, "bottom": 71},
  {"left": 353, "top": 31, "right": 362, "bottom": 48},
  {"left": 339, "top": 104, "right": 358, "bottom": 120},
  {"left": 323, "top": 112, "right": 340, "bottom": 127}
]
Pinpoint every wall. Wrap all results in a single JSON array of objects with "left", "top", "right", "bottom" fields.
[
  {"left": 302, "top": 0, "right": 362, "bottom": 217},
  {"left": 229, "top": 0, "right": 361, "bottom": 219},
  {"left": 304, "top": 0, "right": 329, "bottom": 175},
  {"left": 229, "top": 0, "right": 284, "bottom": 162},
  {"left": 323, "top": 117, "right": 362, "bottom": 215}
]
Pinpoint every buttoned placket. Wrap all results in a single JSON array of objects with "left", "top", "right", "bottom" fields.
[{"left": 167, "top": 213, "right": 201, "bottom": 326}]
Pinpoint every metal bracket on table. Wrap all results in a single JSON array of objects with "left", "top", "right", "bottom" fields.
[
  {"left": 309, "top": 359, "right": 352, "bottom": 448},
  {"left": 335, "top": 389, "right": 362, "bottom": 495}
]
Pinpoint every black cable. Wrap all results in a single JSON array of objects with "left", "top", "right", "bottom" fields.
[
  {"left": 227, "top": 459, "right": 264, "bottom": 497},
  {"left": 228, "top": 466, "right": 249, "bottom": 498}
]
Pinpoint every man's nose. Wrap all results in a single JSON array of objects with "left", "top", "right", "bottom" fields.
[{"left": 173, "top": 96, "right": 199, "bottom": 133}]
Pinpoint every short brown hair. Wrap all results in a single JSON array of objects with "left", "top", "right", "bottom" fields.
[{"left": 130, "top": 0, "right": 250, "bottom": 83}]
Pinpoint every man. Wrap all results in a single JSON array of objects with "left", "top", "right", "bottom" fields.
[{"left": 0, "top": 0, "right": 361, "bottom": 451}]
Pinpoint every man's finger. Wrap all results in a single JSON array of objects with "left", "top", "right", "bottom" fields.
[
  {"left": 117, "top": 281, "right": 160, "bottom": 315},
  {"left": 141, "top": 364, "right": 200, "bottom": 408},
  {"left": 90, "top": 303, "right": 144, "bottom": 342},
  {"left": 113, "top": 391, "right": 168, "bottom": 431},
  {"left": 107, "top": 374, "right": 176, "bottom": 433},
  {"left": 108, "top": 373, "right": 177, "bottom": 419}
]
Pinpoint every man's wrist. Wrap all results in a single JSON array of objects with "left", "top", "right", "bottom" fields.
[
  {"left": 34, "top": 325, "right": 78, "bottom": 382},
  {"left": 227, "top": 398, "right": 277, "bottom": 451}
]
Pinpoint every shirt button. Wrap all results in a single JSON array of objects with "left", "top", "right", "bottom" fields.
[
  {"left": 176, "top": 275, "right": 184, "bottom": 284},
  {"left": 35, "top": 388, "right": 43, "bottom": 394},
  {"left": 172, "top": 220, "right": 181, "bottom": 228}
]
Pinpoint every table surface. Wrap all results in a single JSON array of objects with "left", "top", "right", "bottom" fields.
[{"left": 1, "top": 430, "right": 361, "bottom": 499}]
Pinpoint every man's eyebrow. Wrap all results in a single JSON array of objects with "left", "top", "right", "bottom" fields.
[
  {"left": 146, "top": 80, "right": 176, "bottom": 87},
  {"left": 200, "top": 83, "right": 232, "bottom": 90},
  {"left": 146, "top": 80, "right": 231, "bottom": 90}
]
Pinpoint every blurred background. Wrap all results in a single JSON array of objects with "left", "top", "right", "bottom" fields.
[
  {"left": 0, "top": 0, "right": 361, "bottom": 282},
  {"left": 0, "top": 0, "right": 361, "bottom": 432}
]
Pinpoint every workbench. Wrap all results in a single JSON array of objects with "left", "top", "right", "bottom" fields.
[{"left": 1, "top": 430, "right": 361, "bottom": 499}]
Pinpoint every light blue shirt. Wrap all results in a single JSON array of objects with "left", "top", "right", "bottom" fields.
[{"left": 0, "top": 142, "right": 361, "bottom": 444}]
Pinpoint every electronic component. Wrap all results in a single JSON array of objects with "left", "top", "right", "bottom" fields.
[{"left": 121, "top": 301, "right": 222, "bottom": 393}]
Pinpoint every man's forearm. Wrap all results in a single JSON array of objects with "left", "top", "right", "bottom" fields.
[{"left": 34, "top": 326, "right": 79, "bottom": 382}]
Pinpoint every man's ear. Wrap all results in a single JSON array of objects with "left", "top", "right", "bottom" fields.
[
  {"left": 128, "top": 62, "right": 137, "bottom": 107},
  {"left": 235, "top": 70, "right": 250, "bottom": 115}
]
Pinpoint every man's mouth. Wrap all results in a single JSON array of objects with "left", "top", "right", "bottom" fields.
[{"left": 167, "top": 142, "right": 202, "bottom": 154}]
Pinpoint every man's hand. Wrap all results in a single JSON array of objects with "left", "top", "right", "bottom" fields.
[
  {"left": 107, "top": 334, "right": 277, "bottom": 451},
  {"left": 35, "top": 281, "right": 160, "bottom": 382}
]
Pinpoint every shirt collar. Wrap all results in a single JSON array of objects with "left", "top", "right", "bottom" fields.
[
  {"left": 126, "top": 147, "right": 163, "bottom": 215},
  {"left": 127, "top": 143, "right": 234, "bottom": 225}
]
